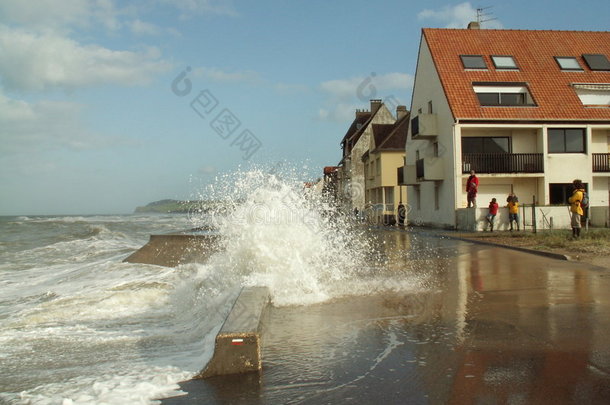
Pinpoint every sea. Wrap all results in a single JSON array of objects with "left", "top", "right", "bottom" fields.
[{"left": 0, "top": 170, "right": 418, "bottom": 404}]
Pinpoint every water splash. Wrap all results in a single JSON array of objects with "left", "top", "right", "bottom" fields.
[{"left": 188, "top": 167, "right": 375, "bottom": 306}]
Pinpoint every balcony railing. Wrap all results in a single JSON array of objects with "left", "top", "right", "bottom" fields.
[
  {"left": 462, "top": 153, "right": 543, "bottom": 174},
  {"left": 593, "top": 153, "right": 610, "bottom": 172}
]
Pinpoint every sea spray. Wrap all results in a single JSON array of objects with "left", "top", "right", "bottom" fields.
[{"left": 188, "top": 168, "right": 376, "bottom": 306}]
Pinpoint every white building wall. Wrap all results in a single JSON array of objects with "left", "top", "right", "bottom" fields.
[{"left": 406, "top": 37, "right": 457, "bottom": 228}]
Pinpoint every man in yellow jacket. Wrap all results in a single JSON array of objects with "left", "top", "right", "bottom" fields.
[
  {"left": 506, "top": 193, "right": 520, "bottom": 231},
  {"left": 568, "top": 179, "right": 585, "bottom": 238}
]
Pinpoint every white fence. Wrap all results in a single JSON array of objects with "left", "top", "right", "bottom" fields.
[{"left": 455, "top": 205, "right": 607, "bottom": 231}]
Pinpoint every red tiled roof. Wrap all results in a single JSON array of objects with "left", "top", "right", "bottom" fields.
[{"left": 423, "top": 29, "right": 610, "bottom": 121}]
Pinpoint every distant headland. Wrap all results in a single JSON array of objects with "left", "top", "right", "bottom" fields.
[{"left": 134, "top": 199, "right": 214, "bottom": 214}]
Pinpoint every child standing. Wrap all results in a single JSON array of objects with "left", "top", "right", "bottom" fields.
[
  {"left": 506, "top": 193, "right": 520, "bottom": 231},
  {"left": 486, "top": 198, "right": 499, "bottom": 231}
]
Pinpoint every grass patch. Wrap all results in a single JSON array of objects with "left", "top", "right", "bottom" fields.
[{"left": 453, "top": 228, "right": 610, "bottom": 256}]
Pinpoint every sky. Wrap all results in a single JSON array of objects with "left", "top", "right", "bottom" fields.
[{"left": 1, "top": 0, "right": 609, "bottom": 215}]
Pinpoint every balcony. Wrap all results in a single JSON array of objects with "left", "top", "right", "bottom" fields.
[
  {"left": 411, "top": 114, "right": 437, "bottom": 138},
  {"left": 593, "top": 153, "right": 610, "bottom": 172},
  {"left": 397, "top": 166, "right": 405, "bottom": 185},
  {"left": 415, "top": 157, "right": 444, "bottom": 180},
  {"left": 462, "top": 153, "right": 543, "bottom": 174}
]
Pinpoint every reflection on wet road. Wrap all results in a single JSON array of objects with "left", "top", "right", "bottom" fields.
[{"left": 164, "top": 229, "right": 610, "bottom": 404}]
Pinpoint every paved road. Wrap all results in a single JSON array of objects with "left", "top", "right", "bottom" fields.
[{"left": 163, "top": 229, "right": 610, "bottom": 404}]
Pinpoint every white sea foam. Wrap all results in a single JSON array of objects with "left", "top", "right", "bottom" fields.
[{"left": 189, "top": 168, "right": 383, "bottom": 306}]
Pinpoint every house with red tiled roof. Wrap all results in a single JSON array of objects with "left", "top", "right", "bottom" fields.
[
  {"left": 339, "top": 99, "right": 395, "bottom": 211},
  {"left": 362, "top": 106, "right": 409, "bottom": 224},
  {"left": 403, "top": 24, "right": 610, "bottom": 230}
]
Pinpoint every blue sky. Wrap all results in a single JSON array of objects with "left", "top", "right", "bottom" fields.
[{"left": 1, "top": 0, "right": 609, "bottom": 215}]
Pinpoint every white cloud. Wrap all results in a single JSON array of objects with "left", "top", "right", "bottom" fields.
[
  {"left": 193, "top": 67, "right": 262, "bottom": 84},
  {"left": 318, "top": 72, "right": 413, "bottom": 122},
  {"left": 0, "top": 25, "right": 172, "bottom": 91},
  {"left": 158, "top": 0, "right": 237, "bottom": 17},
  {"left": 320, "top": 72, "right": 412, "bottom": 101},
  {"left": 0, "top": 92, "right": 125, "bottom": 157},
  {"left": 418, "top": 2, "right": 503, "bottom": 29},
  {"left": 129, "top": 19, "right": 160, "bottom": 36},
  {"left": 0, "top": 0, "right": 124, "bottom": 33}
]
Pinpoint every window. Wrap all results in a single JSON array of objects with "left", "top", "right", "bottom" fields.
[
  {"left": 582, "top": 54, "right": 610, "bottom": 71},
  {"left": 491, "top": 55, "right": 518, "bottom": 70},
  {"left": 462, "top": 137, "right": 511, "bottom": 154},
  {"left": 473, "top": 82, "right": 535, "bottom": 106},
  {"left": 376, "top": 157, "right": 381, "bottom": 176},
  {"left": 428, "top": 101, "right": 433, "bottom": 114},
  {"left": 548, "top": 128, "right": 586, "bottom": 153},
  {"left": 550, "top": 183, "right": 588, "bottom": 205},
  {"left": 555, "top": 56, "right": 583, "bottom": 71},
  {"left": 433, "top": 142, "right": 439, "bottom": 157},
  {"left": 434, "top": 183, "right": 440, "bottom": 210},
  {"left": 460, "top": 55, "right": 487, "bottom": 69},
  {"left": 572, "top": 83, "right": 610, "bottom": 106}
]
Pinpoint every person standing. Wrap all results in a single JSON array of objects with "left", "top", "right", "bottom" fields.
[
  {"left": 568, "top": 179, "right": 585, "bottom": 238},
  {"left": 486, "top": 198, "right": 499, "bottom": 231},
  {"left": 397, "top": 202, "right": 406, "bottom": 227},
  {"left": 506, "top": 192, "right": 520, "bottom": 231},
  {"left": 466, "top": 170, "right": 479, "bottom": 208}
]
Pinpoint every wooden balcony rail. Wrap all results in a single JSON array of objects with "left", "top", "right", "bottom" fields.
[
  {"left": 593, "top": 153, "right": 610, "bottom": 172},
  {"left": 462, "top": 153, "right": 543, "bottom": 174}
]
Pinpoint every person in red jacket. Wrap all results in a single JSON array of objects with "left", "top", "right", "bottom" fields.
[
  {"left": 486, "top": 198, "right": 499, "bottom": 231},
  {"left": 466, "top": 170, "right": 479, "bottom": 207}
]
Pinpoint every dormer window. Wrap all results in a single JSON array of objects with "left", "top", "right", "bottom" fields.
[
  {"left": 572, "top": 83, "right": 610, "bottom": 107},
  {"left": 555, "top": 57, "right": 583, "bottom": 71},
  {"left": 473, "top": 82, "right": 536, "bottom": 106},
  {"left": 460, "top": 55, "right": 487, "bottom": 69},
  {"left": 491, "top": 55, "right": 518, "bottom": 70},
  {"left": 582, "top": 54, "right": 610, "bottom": 71}
]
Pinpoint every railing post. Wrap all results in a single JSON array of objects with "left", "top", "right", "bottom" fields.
[{"left": 532, "top": 195, "right": 537, "bottom": 234}]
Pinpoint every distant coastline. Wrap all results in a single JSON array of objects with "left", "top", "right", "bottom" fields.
[{"left": 134, "top": 199, "right": 211, "bottom": 214}]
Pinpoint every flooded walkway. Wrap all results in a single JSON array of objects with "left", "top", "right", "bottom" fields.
[{"left": 163, "top": 229, "right": 610, "bottom": 404}]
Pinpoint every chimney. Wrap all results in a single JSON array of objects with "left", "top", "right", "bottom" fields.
[
  {"left": 355, "top": 109, "right": 368, "bottom": 118},
  {"left": 467, "top": 21, "right": 480, "bottom": 30},
  {"left": 396, "top": 105, "right": 408, "bottom": 120},
  {"left": 370, "top": 99, "right": 383, "bottom": 114}
]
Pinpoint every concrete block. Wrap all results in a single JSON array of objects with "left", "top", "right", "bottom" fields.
[
  {"left": 197, "top": 286, "right": 270, "bottom": 378},
  {"left": 123, "top": 234, "right": 220, "bottom": 267}
]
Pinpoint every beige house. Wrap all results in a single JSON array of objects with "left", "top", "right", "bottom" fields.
[
  {"left": 339, "top": 99, "right": 395, "bottom": 212},
  {"left": 363, "top": 106, "right": 409, "bottom": 224},
  {"left": 403, "top": 25, "right": 610, "bottom": 230}
]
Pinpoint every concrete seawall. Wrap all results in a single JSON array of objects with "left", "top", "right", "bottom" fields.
[
  {"left": 123, "top": 233, "right": 220, "bottom": 267},
  {"left": 126, "top": 233, "right": 271, "bottom": 377},
  {"left": 198, "top": 286, "right": 270, "bottom": 378}
]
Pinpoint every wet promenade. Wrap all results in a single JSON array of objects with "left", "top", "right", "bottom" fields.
[{"left": 163, "top": 229, "right": 610, "bottom": 404}]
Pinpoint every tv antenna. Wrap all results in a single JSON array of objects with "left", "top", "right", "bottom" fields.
[{"left": 476, "top": 6, "right": 497, "bottom": 26}]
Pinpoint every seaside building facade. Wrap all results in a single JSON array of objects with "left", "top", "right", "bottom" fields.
[
  {"left": 363, "top": 106, "right": 409, "bottom": 224},
  {"left": 339, "top": 99, "right": 395, "bottom": 212},
  {"left": 403, "top": 25, "right": 610, "bottom": 230}
]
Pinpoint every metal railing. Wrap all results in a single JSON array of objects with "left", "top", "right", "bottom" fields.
[
  {"left": 462, "top": 153, "right": 543, "bottom": 173},
  {"left": 593, "top": 153, "right": 610, "bottom": 172}
]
